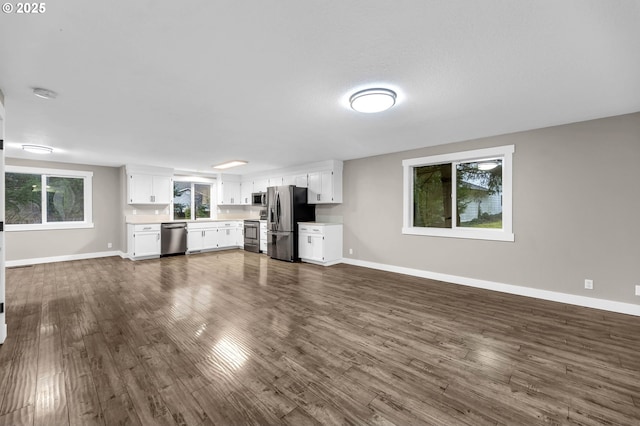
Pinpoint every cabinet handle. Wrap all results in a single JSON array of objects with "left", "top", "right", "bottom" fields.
[
  {"left": 157, "top": 234, "right": 160, "bottom": 241},
  {"left": 308, "top": 236, "right": 311, "bottom": 244},
  {"left": 317, "top": 194, "right": 320, "bottom": 201},
  {"left": 312, "top": 229, "right": 319, "bottom": 232}
]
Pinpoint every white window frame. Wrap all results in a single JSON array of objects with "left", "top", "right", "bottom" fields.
[
  {"left": 171, "top": 176, "right": 216, "bottom": 221},
  {"left": 402, "top": 145, "right": 514, "bottom": 242},
  {"left": 5, "top": 166, "right": 94, "bottom": 231}
]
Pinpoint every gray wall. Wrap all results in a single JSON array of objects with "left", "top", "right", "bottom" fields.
[
  {"left": 317, "top": 112, "right": 640, "bottom": 304},
  {"left": 5, "top": 158, "right": 123, "bottom": 261}
]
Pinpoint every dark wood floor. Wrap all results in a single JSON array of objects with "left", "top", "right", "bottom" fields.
[{"left": 0, "top": 251, "right": 639, "bottom": 425}]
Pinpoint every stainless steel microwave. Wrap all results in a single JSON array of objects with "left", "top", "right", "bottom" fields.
[{"left": 251, "top": 192, "right": 267, "bottom": 206}]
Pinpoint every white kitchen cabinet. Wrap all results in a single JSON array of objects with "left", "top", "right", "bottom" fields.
[
  {"left": 187, "top": 222, "right": 219, "bottom": 252},
  {"left": 217, "top": 222, "right": 238, "bottom": 248},
  {"left": 298, "top": 223, "right": 342, "bottom": 266},
  {"left": 127, "top": 224, "right": 161, "bottom": 260},
  {"left": 240, "top": 180, "right": 253, "bottom": 205},
  {"left": 253, "top": 178, "right": 269, "bottom": 193},
  {"left": 282, "top": 174, "right": 308, "bottom": 188},
  {"left": 217, "top": 174, "right": 241, "bottom": 205},
  {"left": 235, "top": 221, "right": 244, "bottom": 247},
  {"left": 259, "top": 221, "right": 267, "bottom": 253},
  {"left": 307, "top": 170, "right": 342, "bottom": 204},
  {"left": 128, "top": 174, "right": 172, "bottom": 205},
  {"left": 269, "top": 176, "right": 283, "bottom": 187}
]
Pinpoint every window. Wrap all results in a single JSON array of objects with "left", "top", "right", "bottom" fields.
[
  {"left": 5, "top": 166, "right": 94, "bottom": 231},
  {"left": 172, "top": 178, "right": 214, "bottom": 220},
  {"left": 403, "top": 145, "right": 514, "bottom": 241}
]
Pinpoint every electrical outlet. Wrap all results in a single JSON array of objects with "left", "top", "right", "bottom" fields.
[
  {"left": 584, "top": 279, "right": 593, "bottom": 290},
  {"left": 107, "top": 242, "right": 112, "bottom": 249},
  {"left": 349, "top": 248, "right": 353, "bottom": 255},
  {"left": 155, "top": 210, "right": 159, "bottom": 215},
  {"left": 133, "top": 209, "right": 137, "bottom": 215},
  {"left": 635, "top": 285, "right": 640, "bottom": 296}
]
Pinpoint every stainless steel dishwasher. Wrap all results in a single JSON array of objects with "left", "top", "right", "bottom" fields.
[{"left": 161, "top": 222, "right": 187, "bottom": 256}]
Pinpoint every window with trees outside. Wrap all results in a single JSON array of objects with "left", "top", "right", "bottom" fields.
[
  {"left": 172, "top": 179, "right": 213, "bottom": 220},
  {"left": 402, "top": 145, "right": 514, "bottom": 241},
  {"left": 5, "top": 166, "right": 94, "bottom": 231}
]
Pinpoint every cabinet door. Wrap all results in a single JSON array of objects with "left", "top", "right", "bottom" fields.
[
  {"left": 254, "top": 179, "right": 268, "bottom": 193},
  {"left": 217, "top": 227, "right": 232, "bottom": 248},
  {"left": 153, "top": 175, "right": 172, "bottom": 204},
  {"left": 221, "top": 181, "right": 241, "bottom": 204},
  {"left": 299, "top": 233, "right": 323, "bottom": 261},
  {"left": 307, "top": 172, "right": 321, "bottom": 203},
  {"left": 129, "top": 174, "right": 154, "bottom": 204},
  {"left": 308, "top": 171, "right": 334, "bottom": 203},
  {"left": 240, "top": 181, "right": 253, "bottom": 205},
  {"left": 187, "top": 229, "right": 204, "bottom": 251},
  {"left": 269, "top": 176, "right": 283, "bottom": 187},
  {"left": 295, "top": 174, "right": 308, "bottom": 188},
  {"left": 203, "top": 228, "right": 219, "bottom": 249},
  {"left": 319, "top": 171, "right": 334, "bottom": 202},
  {"left": 236, "top": 225, "right": 244, "bottom": 247},
  {"left": 133, "top": 231, "right": 160, "bottom": 257}
]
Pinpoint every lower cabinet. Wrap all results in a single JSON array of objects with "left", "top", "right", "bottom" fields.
[
  {"left": 298, "top": 223, "right": 343, "bottom": 266},
  {"left": 259, "top": 221, "right": 267, "bottom": 253},
  {"left": 127, "top": 224, "right": 161, "bottom": 260},
  {"left": 217, "top": 222, "right": 238, "bottom": 248},
  {"left": 187, "top": 225, "right": 218, "bottom": 252},
  {"left": 187, "top": 221, "right": 244, "bottom": 253}
]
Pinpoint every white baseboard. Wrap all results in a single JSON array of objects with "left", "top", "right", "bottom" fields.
[
  {"left": 0, "top": 323, "right": 6, "bottom": 344},
  {"left": 6, "top": 250, "right": 125, "bottom": 267},
  {"left": 341, "top": 258, "right": 640, "bottom": 317}
]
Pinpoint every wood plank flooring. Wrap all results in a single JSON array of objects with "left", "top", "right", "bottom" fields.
[{"left": 1, "top": 251, "right": 639, "bottom": 425}]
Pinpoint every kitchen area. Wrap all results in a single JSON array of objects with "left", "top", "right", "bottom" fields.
[{"left": 124, "top": 160, "right": 344, "bottom": 266}]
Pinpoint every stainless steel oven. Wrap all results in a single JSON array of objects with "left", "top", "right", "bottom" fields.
[{"left": 243, "top": 220, "right": 260, "bottom": 253}]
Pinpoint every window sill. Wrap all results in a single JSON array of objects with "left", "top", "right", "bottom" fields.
[
  {"left": 6, "top": 223, "right": 95, "bottom": 232},
  {"left": 402, "top": 226, "right": 514, "bottom": 242}
]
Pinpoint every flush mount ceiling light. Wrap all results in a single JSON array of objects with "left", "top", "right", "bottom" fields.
[
  {"left": 349, "top": 88, "right": 397, "bottom": 113},
  {"left": 478, "top": 161, "right": 499, "bottom": 171},
  {"left": 213, "top": 160, "right": 248, "bottom": 170},
  {"left": 32, "top": 87, "right": 58, "bottom": 100},
  {"left": 22, "top": 144, "right": 53, "bottom": 154}
]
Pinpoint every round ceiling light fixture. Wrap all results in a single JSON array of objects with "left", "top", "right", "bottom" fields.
[
  {"left": 349, "top": 88, "right": 397, "bottom": 113},
  {"left": 33, "top": 87, "right": 58, "bottom": 99},
  {"left": 22, "top": 144, "right": 53, "bottom": 154},
  {"left": 478, "top": 161, "right": 499, "bottom": 171}
]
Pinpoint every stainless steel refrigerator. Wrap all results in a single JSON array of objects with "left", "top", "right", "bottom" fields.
[{"left": 267, "top": 185, "right": 315, "bottom": 261}]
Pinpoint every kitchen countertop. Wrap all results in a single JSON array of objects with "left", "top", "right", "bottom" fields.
[
  {"left": 298, "top": 222, "right": 343, "bottom": 226},
  {"left": 126, "top": 217, "right": 259, "bottom": 224}
]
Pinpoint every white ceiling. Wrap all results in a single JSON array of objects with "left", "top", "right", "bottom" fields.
[{"left": 1, "top": 0, "right": 639, "bottom": 176}]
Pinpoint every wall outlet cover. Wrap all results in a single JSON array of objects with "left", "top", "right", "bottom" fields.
[
  {"left": 635, "top": 285, "right": 640, "bottom": 296},
  {"left": 584, "top": 279, "right": 593, "bottom": 290}
]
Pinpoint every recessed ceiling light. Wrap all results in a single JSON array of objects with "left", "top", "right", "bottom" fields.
[
  {"left": 33, "top": 87, "right": 58, "bottom": 99},
  {"left": 22, "top": 144, "right": 53, "bottom": 154},
  {"left": 349, "top": 88, "right": 397, "bottom": 113},
  {"left": 213, "top": 160, "right": 248, "bottom": 170}
]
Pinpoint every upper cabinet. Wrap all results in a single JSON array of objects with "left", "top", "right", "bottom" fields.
[
  {"left": 240, "top": 180, "right": 253, "bottom": 205},
  {"left": 253, "top": 178, "right": 269, "bottom": 193},
  {"left": 307, "top": 164, "right": 342, "bottom": 204},
  {"left": 283, "top": 174, "right": 308, "bottom": 188},
  {"left": 217, "top": 174, "right": 241, "bottom": 205},
  {"left": 126, "top": 165, "right": 173, "bottom": 205}
]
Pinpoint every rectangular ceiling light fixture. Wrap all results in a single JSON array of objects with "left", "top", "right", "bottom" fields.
[{"left": 213, "top": 160, "right": 248, "bottom": 170}]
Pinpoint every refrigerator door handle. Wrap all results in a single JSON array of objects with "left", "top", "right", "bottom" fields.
[{"left": 276, "top": 191, "right": 281, "bottom": 229}]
